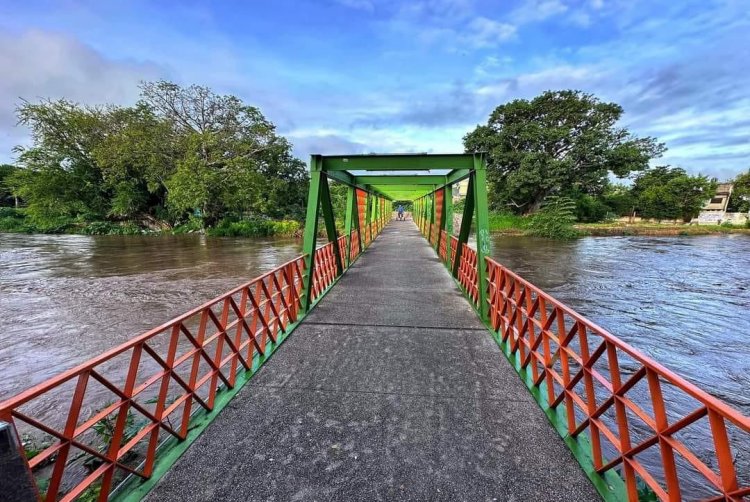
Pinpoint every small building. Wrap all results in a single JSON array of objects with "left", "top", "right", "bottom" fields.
[
  {"left": 703, "top": 183, "right": 733, "bottom": 212},
  {"left": 694, "top": 183, "right": 748, "bottom": 225}
]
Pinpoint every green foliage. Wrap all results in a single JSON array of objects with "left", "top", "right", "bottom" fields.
[
  {"left": 92, "top": 406, "right": 145, "bottom": 447},
  {"left": 727, "top": 169, "right": 750, "bottom": 213},
  {"left": 21, "top": 433, "right": 53, "bottom": 460},
  {"left": 207, "top": 218, "right": 300, "bottom": 237},
  {"left": 5, "top": 81, "right": 308, "bottom": 233},
  {"left": 464, "top": 90, "right": 665, "bottom": 214},
  {"left": 573, "top": 193, "right": 614, "bottom": 223},
  {"left": 80, "top": 221, "right": 144, "bottom": 235},
  {"left": 487, "top": 211, "right": 527, "bottom": 231},
  {"left": 633, "top": 166, "right": 717, "bottom": 222},
  {"left": 527, "top": 196, "right": 580, "bottom": 239},
  {"left": 0, "top": 164, "right": 18, "bottom": 206}
]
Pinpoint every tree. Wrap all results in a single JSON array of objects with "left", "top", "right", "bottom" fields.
[
  {"left": 727, "top": 169, "right": 750, "bottom": 213},
  {"left": 140, "top": 81, "right": 308, "bottom": 225},
  {"left": 463, "top": 90, "right": 665, "bottom": 214},
  {"left": 0, "top": 164, "right": 19, "bottom": 207},
  {"left": 632, "top": 166, "right": 716, "bottom": 222}
]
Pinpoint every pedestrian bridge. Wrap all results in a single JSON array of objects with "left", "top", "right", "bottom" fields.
[{"left": 1, "top": 154, "right": 748, "bottom": 502}]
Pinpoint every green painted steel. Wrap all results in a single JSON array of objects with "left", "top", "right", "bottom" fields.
[
  {"left": 452, "top": 174, "right": 475, "bottom": 278},
  {"left": 301, "top": 157, "right": 323, "bottom": 313},
  {"left": 319, "top": 174, "right": 343, "bottom": 275},
  {"left": 472, "top": 156, "right": 490, "bottom": 322},
  {"left": 344, "top": 186, "right": 355, "bottom": 266},
  {"left": 321, "top": 153, "right": 474, "bottom": 171}
]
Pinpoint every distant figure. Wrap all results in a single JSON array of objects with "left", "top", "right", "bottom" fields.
[{"left": 397, "top": 205, "right": 405, "bottom": 220}]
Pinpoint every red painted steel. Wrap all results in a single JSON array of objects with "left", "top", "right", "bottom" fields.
[
  {"left": 484, "top": 258, "right": 750, "bottom": 501},
  {"left": 0, "top": 226, "right": 383, "bottom": 502},
  {"left": 356, "top": 189, "right": 369, "bottom": 245},
  {"left": 457, "top": 243, "right": 479, "bottom": 307},
  {"left": 421, "top": 222, "right": 750, "bottom": 500},
  {"left": 438, "top": 230, "right": 448, "bottom": 262}
]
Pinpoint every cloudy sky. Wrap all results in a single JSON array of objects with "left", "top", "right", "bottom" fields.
[{"left": 0, "top": 0, "right": 748, "bottom": 180}]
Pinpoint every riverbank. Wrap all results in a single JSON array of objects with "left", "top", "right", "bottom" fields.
[
  {"left": 484, "top": 211, "right": 750, "bottom": 237},
  {"left": 0, "top": 208, "right": 302, "bottom": 237}
]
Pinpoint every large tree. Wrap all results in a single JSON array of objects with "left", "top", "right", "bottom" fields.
[
  {"left": 140, "top": 81, "right": 308, "bottom": 225},
  {"left": 632, "top": 166, "right": 716, "bottom": 222},
  {"left": 7, "top": 81, "right": 308, "bottom": 227},
  {"left": 464, "top": 90, "right": 665, "bottom": 214}
]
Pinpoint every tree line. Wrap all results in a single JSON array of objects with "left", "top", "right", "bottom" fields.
[
  {"left": 464, "top": 90, "right": 748, "bottom": 223},
  {"left": 2, "top": 86, "right": 748, "bottom": 235},
  {"left": 0, "top": 81, "right": 308, "bottom": 233}
]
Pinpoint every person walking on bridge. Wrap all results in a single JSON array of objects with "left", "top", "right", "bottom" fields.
[{"left": 397, "top": 204, "right": 405, "bottom": 221}]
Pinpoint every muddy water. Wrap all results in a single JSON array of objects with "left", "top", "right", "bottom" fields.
[
  {"left": 0, "top": 233, "right": 305, "bottom": 401},
  {"left": 491, "top": 234, "right": 750, "bottom": 496},
  {"left": 2, "top": 231, "right": 749, "bottom": 494},
  {"left": 490, "top": 234, "right": 750, "bottom": 415}
]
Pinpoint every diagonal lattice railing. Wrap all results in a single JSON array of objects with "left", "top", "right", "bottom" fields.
[
  {"left": 0, "top": 226, "right": 383, "bottom": 502},
  {"left": 429, "top": 227, "right": 750, "bottom": 501}
]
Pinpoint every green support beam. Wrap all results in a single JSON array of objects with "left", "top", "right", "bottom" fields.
[
  {"left": 472, "top": 155, "right": 490, "bottom": 322},
  {"left": 301, "top": 156, "right": 323, "bottom": 313},
  {"left": 344, "top": 186, "right": 355, "bottom": 266},
  {"left": 321, "top": 153, "right": 474, "bottom": 171},
  {"left": 452, "top": 174, "right": 475, "bottom": 279},
  {"left": 319, "top": 174, "right": 343, "bottom": 275}
]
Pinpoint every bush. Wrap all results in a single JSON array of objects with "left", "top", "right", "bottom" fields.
[
  {"left": 207, "top": 218, "right": 300, "bottom": 237},
  {"left": 527, "top": 196, "right": 580, "bottom": 239}
]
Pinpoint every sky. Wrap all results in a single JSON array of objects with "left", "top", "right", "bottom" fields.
[{"left": 0, "top": 0, "right": 748, "bottom": 181}]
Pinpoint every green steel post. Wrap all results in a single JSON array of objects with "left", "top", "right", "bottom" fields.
[
  {"left": 452, "top": 174, "right": 475, "bottom": 278},
  {"left": 301, "top": 156, "right": 322, "bottom": 313},
  {"left": 344, "top": 186, "right": 355, "bottom": 266},
  {"left": 319, "top": 174, "right": 343, "bottom": 276},
  {"left": 473, "top": 154, "right": 490, "bottom": 322}
]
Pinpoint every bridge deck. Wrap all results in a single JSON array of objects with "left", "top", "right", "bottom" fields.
[{"left": 146, "top": 222, "right": 598, "bottom": 501}]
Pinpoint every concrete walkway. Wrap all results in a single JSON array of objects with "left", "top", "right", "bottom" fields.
[{"left": 146, "top": 222, "right": 598, "bottom": 501}]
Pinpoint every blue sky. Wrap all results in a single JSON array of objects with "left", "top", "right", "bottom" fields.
[{"left": 0, "top": 0, "right": 748, "bottom": 180}]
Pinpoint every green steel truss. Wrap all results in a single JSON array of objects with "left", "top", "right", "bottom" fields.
[{"left": 302, "top": 153, "right": 489, "bottom": 321}]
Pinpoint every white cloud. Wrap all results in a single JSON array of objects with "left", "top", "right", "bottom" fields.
[
  {"left": 0, "top": 29, "right": 165, "bottom": 162},
  {"left": 467, "top": 17, "right": 517, "bottom": 47},
  {"left": 511, "top": 0, "right": 569, "bottom": 24}
]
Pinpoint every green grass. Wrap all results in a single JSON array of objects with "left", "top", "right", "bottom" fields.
[{"left": 487, "top": 211, "right": 528, "bottom": 233}]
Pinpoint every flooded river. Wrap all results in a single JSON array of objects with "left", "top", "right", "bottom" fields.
[
  {"left": 2, "top": 231, "right": 748, "bottom": 413},
  {"left": 1, "top": 230, "right": 748, "bottom": 495},
  {"left": 0, "top": 233, "right": 305, "bottom": 399},
  {"left": 490, "top": 234, "right": 750, "bottom": 416}
]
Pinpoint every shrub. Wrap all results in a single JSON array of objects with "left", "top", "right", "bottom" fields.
[
  {"left": 527, "top": 196, "right": 580, "bottom": 239},
  {"left": 207, "top": 218, "right": 300, "bottom": 237}
]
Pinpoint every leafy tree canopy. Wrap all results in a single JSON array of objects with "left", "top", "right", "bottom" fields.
[
  {"left": 464, "top": 90, "right": 665, "bottom": 214},
  {"left": 632, "top": 166, "right": 717, "bottom": 222},
  {"left": 7, "top": 81, "right": 308, "bottom": 227}
]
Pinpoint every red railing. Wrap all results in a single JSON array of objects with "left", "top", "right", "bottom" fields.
[
  {"left": 0, "top": 227, "right": 378, "bottom": 502},
  {"left": 438, "top": 230, "right": 448, "bottom": 262},
  {"left": 349, "top": 229, "right": 361, "bottom": 262},
  {"left": 421, "top": 222, "right": 750, "bottom": 501},
  {"left": 485, "top": 259, "right": 750, "bottom": 501},
  {"left": 457, "top": 243, "right": 479, "bottom": 308}
]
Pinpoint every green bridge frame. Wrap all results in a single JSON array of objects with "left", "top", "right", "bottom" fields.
[{"left": 302, "top": 153, "right": 491, "bottom": 320}]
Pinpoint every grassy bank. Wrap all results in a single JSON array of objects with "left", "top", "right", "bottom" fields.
[
  {"left": 0, "top": 208, "right": 302, "bottom": 238},
  {"left": 576, "top": 222, "right": 750, "bottom": 237},
  {"left": 484, "top": 210, "right": 750, "bottom": 238}
]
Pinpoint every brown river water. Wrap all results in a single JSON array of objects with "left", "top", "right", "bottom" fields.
[{"left": 1, "top": 230, "right": 748, "bottom": 495}]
